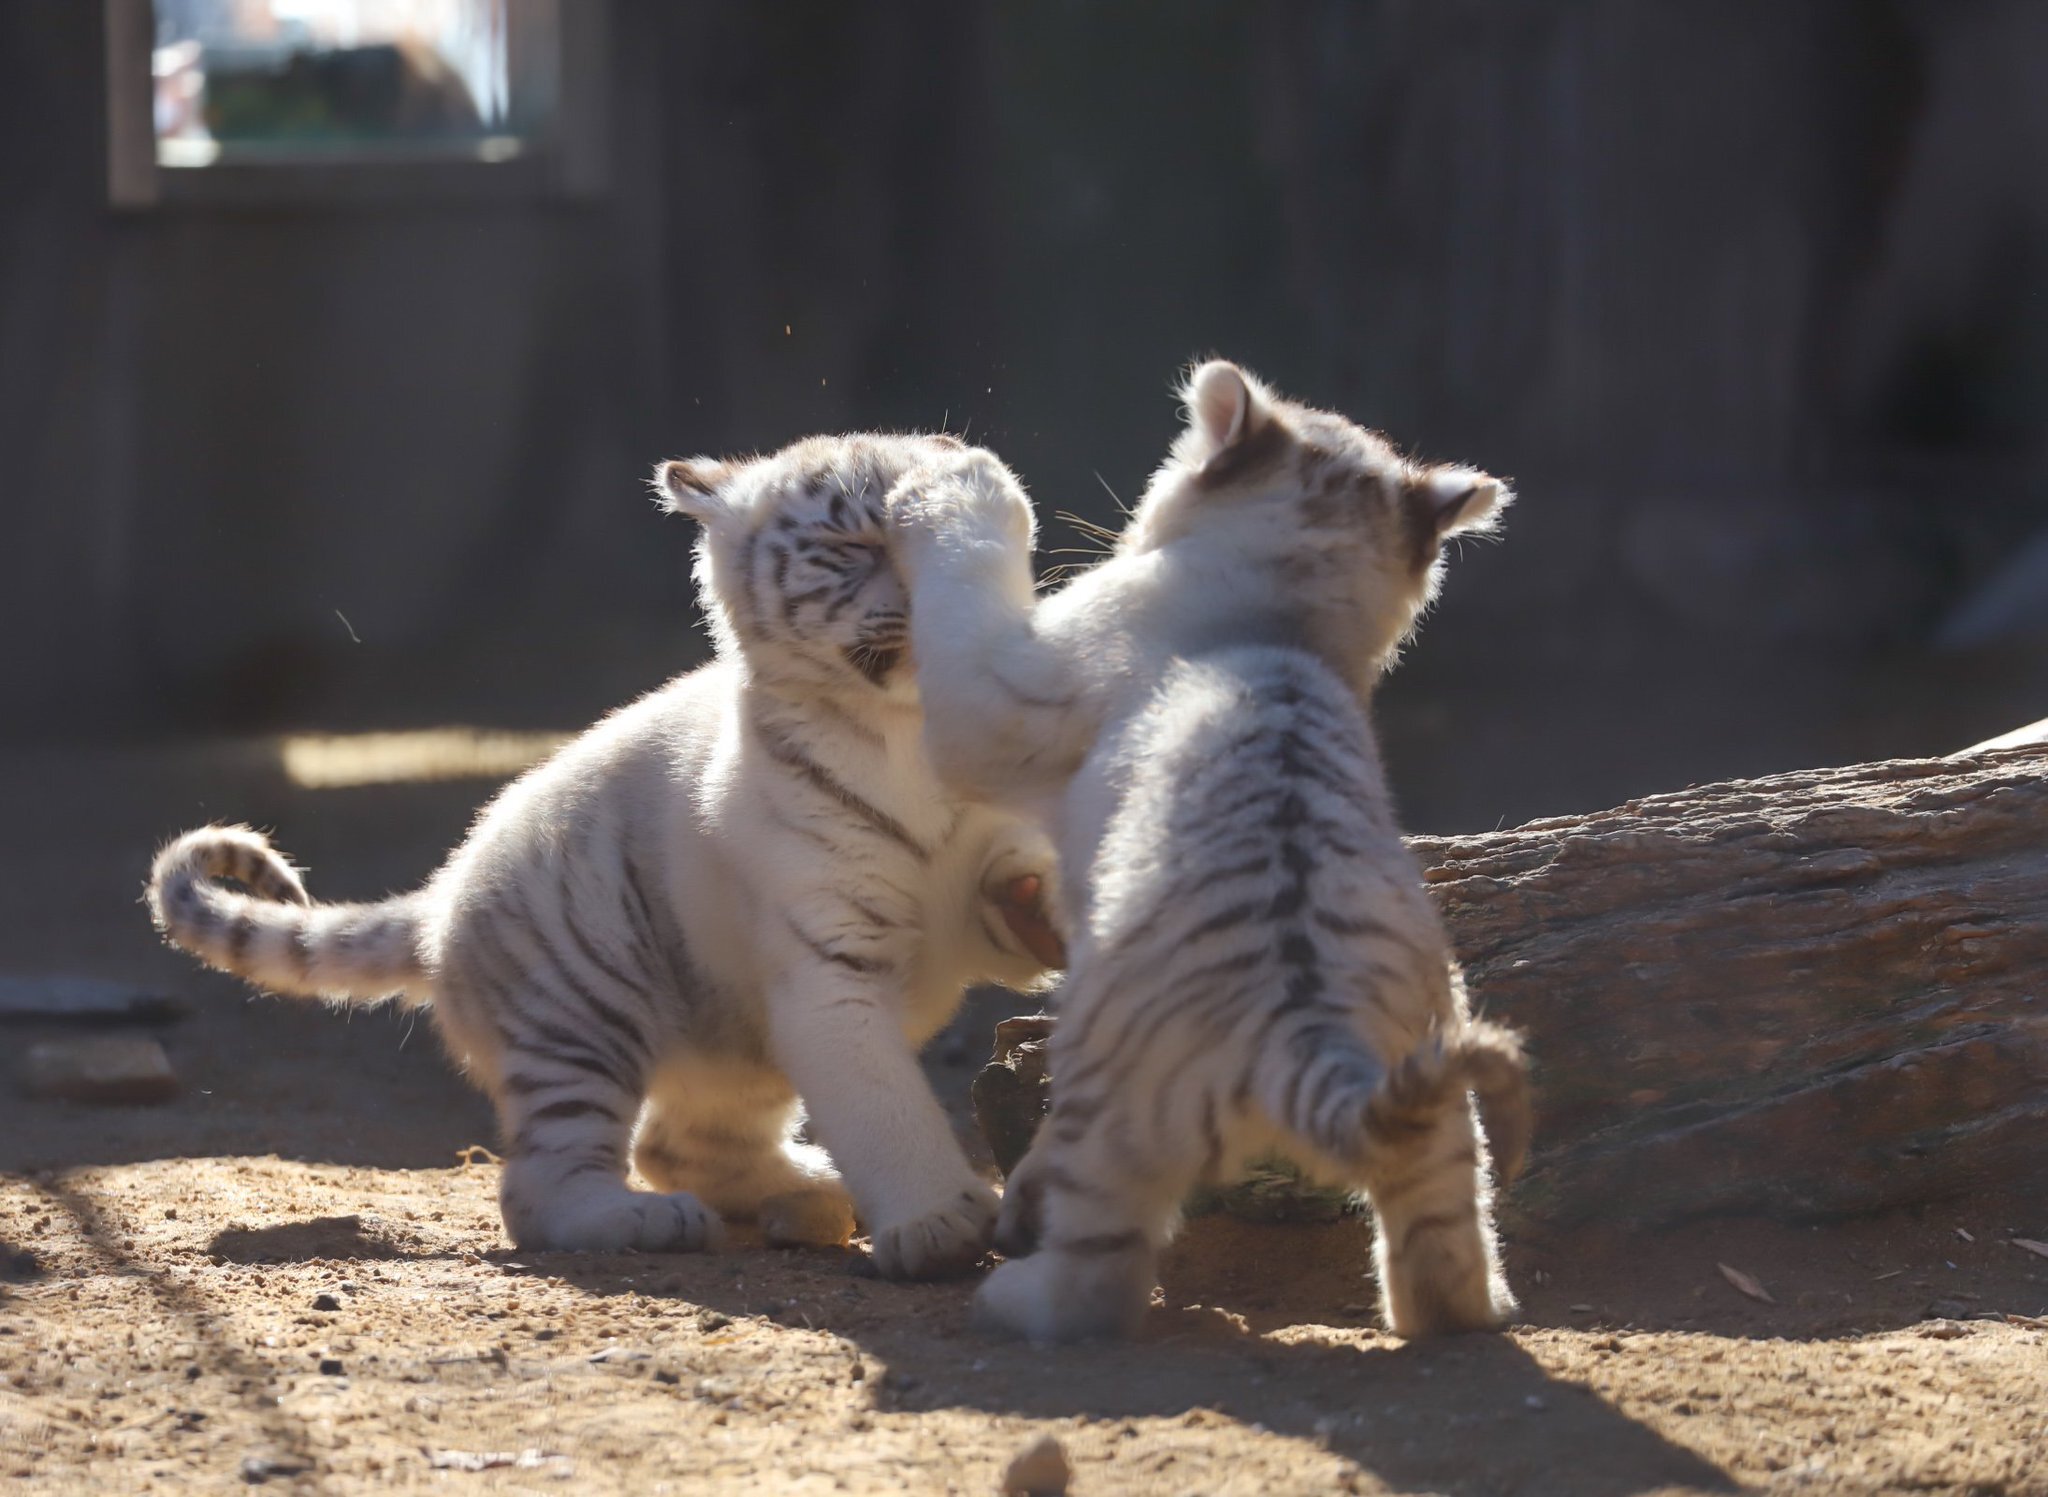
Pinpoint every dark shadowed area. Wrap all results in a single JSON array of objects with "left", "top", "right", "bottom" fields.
[{"left": 3, "top": 2, "right": 2044, "bottom": 828}]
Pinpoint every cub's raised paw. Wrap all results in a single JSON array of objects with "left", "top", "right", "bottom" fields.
[
  {"left": 758, "top": 1185, "right": 857, "bottom": 1250},
  {"left": 867, "top": 1183, "right": 999, "bottom": 1280},
  {"left": 886, "top": 452, "right": 1033, "bottom": 560}
]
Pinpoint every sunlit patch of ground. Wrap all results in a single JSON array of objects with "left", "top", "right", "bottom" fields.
[{"left": 277, "top": 729, "right": 572, "bottom": 790}]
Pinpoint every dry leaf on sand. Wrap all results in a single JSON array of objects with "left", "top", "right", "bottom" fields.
[{"left": 1718, "top": 1263, "right": 1776, "bottom": 1304}]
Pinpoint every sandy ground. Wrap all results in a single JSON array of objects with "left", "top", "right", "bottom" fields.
[{"left": 2, "top": 737, "right": 2045, "bottom": 1495}]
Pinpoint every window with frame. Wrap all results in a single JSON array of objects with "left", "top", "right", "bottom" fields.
[{"left": 106, "top": 0, "right": 604, "bottom": 205}]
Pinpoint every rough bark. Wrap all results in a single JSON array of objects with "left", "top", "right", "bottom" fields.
[{"left": 976, "top": 745, "right": 2048, "bottom": 1229}]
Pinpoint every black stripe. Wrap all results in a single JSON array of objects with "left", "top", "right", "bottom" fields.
[
  {"left": 783, "top": 585, "right": 834, "bottom": 619},
  {"left": 1182, "top": 899, "right": 1263, "bottom": 943},
  {"left": 1056, "top": 965, "right": 1258, "bottom": 1098},
  {"left": 822, "top": 575, "right": 866, "bottom": 623},
  {"left": 501, "top": 894, "right": 655, "bottom": 1065},
  {"left": 1202, "top": 947, "right": 1268, "bottom": 979},
  {"left": 617, "top": 843, "right": 672, "bottom": 971},
  {"left": 1199, "top": 1095, "right": 1225, "bottom": 1178},
  {"left": 1302, "top": 1055, "right": 1361, "bottom": 1138},
  {"left": 765, "top": 805, "right": 841, "bottom": 853},
  {"left": 787, "top": 919, "right": 889, "bottom": 976},
  {"left": 737, "top": 527, "right": 764, "bottom": 635},
  {"left": 461, "top": 934, "right": 644, "bottom": 1094},
  {"left": 770, "top": 542, "right": 793, "bottom": 624},
  {"left": 809, "top": 692, "right": 886, "bottom": 749},
  {"left": 507, "top": 1143, "right": 620, "bottom": 1174},
  {"left": 555, "top": 860, "right": 649, "bottom": 993},
  {"left": 753, "top": 719, "right": 926, "bottom": 856},
  {"left": 1313, "top": 908, "right": 1393, "bottom": 939},
  {"left": 501, "top": 1007, "right": 641, "bottom": 1095},
  {"left": 225, "top": 911, "right": 255, "bottom": 964},
  {"left": 524, "top": 1095, "right": 627, "bottom": 1126}
]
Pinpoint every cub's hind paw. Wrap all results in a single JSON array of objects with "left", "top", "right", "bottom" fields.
[
  {"left": 758, "top": 1185, "right": 856, "bottom": 1250},
  {"left": 631, "top": 1191, "right": 727, "bottom": 1254},
  {"left": 973, "top": 1249, "right": 1151, "bottom": 1344},
  {"left": 867, "top": 1183, "right": 999, "bottom": 1280},
  {"left": 515, "top": 1189, "right": 726, "bottom": 1255}
]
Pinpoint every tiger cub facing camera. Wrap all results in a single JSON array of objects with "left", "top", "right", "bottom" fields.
[
  {"left": 888, "top": 362, "right": 1531, "bottom": 1340},
  {"left": 149, "top": 431, "right": 1056, "bottom": 1279}
]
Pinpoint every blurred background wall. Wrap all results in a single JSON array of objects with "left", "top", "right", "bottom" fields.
[{"left": 1, "top": 0, "right": 2043, "bottom": 832}]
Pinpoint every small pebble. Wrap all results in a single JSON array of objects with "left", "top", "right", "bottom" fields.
[
  {"left": 241, "top": 1453, "right": 308, "bottom": 1483},
  {"left": 311, "top": 1293, "right": 341, "bottom": 1312},
  {"left": 317, "top": 1358, "right": 344, "bottom": 1376},
  {"left": 1002, "top": 1434, "right": 1071, "bottom": 1496}
]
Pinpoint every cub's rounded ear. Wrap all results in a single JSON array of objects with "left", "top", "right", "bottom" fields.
[
  {"left": 1181, "top": 358, "right": 1271, "bottom": 458},
  {"left": 1414, "top": 466, "right": 1513, "bottom": 540},
  {"left": 651, "top": 457, "right": 735, "bottom": 525}
]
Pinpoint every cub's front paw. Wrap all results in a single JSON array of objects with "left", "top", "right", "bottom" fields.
[
  {"left": 758, "top": 1185, "right": 857, "bottom": 1250},
  {"left": 887, "top": 452, "right": 1033, "bottom": 565},
  {"left": 867, "top": 1182, "right": 999, "bottom": 1280}
]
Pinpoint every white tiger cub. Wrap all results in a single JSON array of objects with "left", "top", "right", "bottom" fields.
[
  {"left": 149, "top": 431, "right": 1058, "bottom": 1279},
  {"left": 886, "top": 362, "right": 1531, "bottom": 1339}
]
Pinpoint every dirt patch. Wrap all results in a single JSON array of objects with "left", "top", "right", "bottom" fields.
[
  {"left": 2, "top": 742, "right": 2044, "bottom": 1493},
  {"left": 5, "top": 1144, "right": 2045, "bottom": 1493}
]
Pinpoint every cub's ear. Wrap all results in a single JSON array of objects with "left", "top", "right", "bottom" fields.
[
  {"left": 1410, "top": 465, "right": 1512, "bottom": 541},
  {"left": 1181, "top": 359, "right": 1273, "bottom": 460},
  {"left": 652, "top": 457, "right": 736, "bottom": 525}
]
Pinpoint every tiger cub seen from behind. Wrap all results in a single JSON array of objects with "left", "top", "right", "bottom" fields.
[
  {"left": 887, "top": 362, "right": 1530, "bottom": 1339},
  {"left": 149, "top": 432, "right": 1054, "bottom": 1279}
]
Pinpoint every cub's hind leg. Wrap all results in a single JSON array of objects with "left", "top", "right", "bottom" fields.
[
  {"left": 443, "top": 940, "right": 721, "bottom": 1254},
  {"left": 634, "top": 1064, "right": 854, "bottom": 1250},
  {"left": 1364, "top": 1099, "right": 1512, "bottom": 1336},
  {"left": 493, "top": 1036, "right": 722, "bottom": 1253},
  {"left": 974, "top": 1093, "right": 1200, "bottom": 1344}
]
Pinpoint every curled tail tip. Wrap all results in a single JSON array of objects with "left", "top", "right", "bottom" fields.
[
  {"left": 150, "top": 824, "right": 310, "bottom": 908},
  {"left": 1449, "top": 1022, "right": 1532, "bottom": 1183},
  {"left": 1364, "top": 1020, "right": 1532, "bottom": 1182}
]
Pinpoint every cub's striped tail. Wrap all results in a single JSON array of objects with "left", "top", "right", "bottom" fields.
[
  {"left": 148, "top": 825, "right": 427, "bottom": 1005},
  {"left": 1284, "top": 1018, "right": 1531, "bottom": 1181}
]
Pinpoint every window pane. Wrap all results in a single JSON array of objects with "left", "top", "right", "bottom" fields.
[{"left": 152, "top": 0, "right": 552, "bottom": 167}]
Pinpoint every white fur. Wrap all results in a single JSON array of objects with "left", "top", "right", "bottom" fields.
[
  {"left": 151, "top": 432, "right": 1051, "bottom": 1276},
  {"left": 889, "top": 362, "right": 1525, "bottom": 1340}
]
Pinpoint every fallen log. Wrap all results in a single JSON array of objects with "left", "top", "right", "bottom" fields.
[{"left": 975, "top": 744, "right": 2048, "bottom": 1229}]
